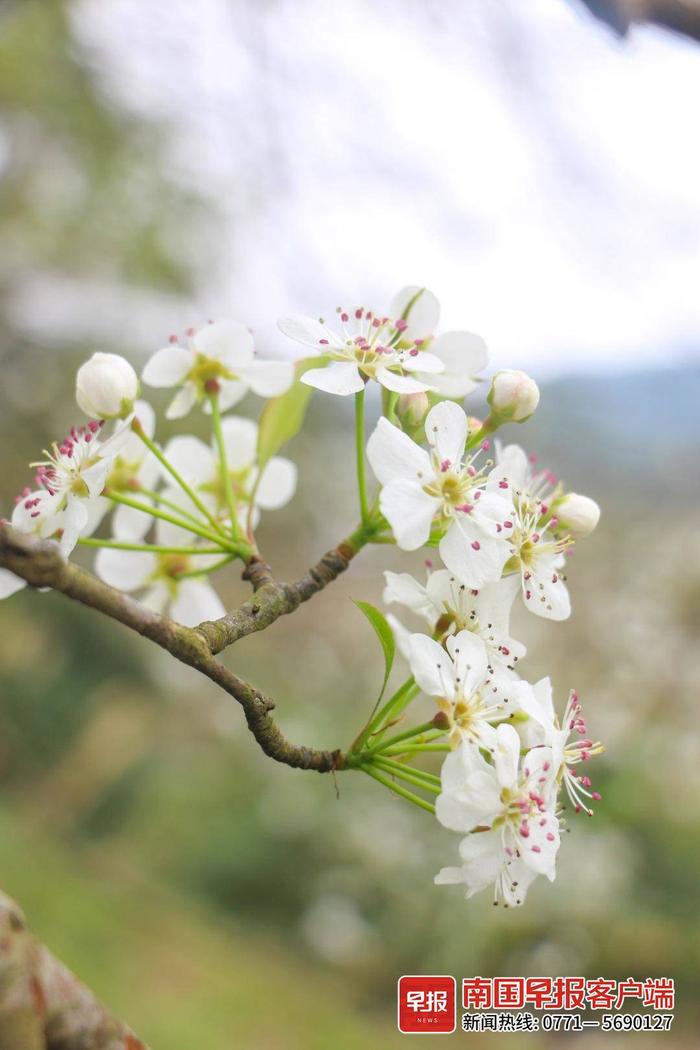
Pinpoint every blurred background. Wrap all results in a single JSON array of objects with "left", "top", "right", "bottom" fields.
[{"left": 1, "top": 1, "right": 699, "bottom": 1047}]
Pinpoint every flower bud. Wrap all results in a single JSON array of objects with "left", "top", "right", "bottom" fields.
[
  {"left": 555, "top": 493, "right": 600, "bottom": 536},
  {"left": 487, "top": 369, "right": 539, "bottom": 423},
  {"left": 76, "top": 353, "right": 139, "bottom": 420},
  {"left": 396, "top": 391, "right": 429, "bottom": 429}
]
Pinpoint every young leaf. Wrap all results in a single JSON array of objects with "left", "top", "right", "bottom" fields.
[
  {"left": 354, "top": 600, "right": 395, "bottom": 708},
  {"left": 257, "top": 356, "right": 324, "bottom": 468}
]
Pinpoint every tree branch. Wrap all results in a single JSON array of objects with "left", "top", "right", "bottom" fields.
[
  {"left": 0, "top": 888, "right": 146, "bottom": 1050},
  {"left": 198, "top": 525, "right": 370, "bottom": 654},
  {"left": 579, "top": 0, "right": 700, "bottom": 42},
  {"left": 0, "top": 525, "right": 344, "bottom": 773}
]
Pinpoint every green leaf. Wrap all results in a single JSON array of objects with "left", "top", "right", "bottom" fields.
[
  {"left": 354, "top": 600, "right": 395, "bottom": 709},
  {"left": 256, "top": 356, "right": 324, "bottom": 468}
]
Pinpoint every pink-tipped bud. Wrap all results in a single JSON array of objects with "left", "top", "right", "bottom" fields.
[{"left": 487, "top": 369, "right": 540, "bottom": 423}]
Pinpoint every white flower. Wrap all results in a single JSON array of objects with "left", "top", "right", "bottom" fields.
[
  {"left": 142, "top": 321, "right": 293, "bottom": 420},
  {"left": 434, "top": 723, "right": 560, "bottom": 906},
  {"left": 487, "top": 444, "right": 571, "bottom": 620},
  {"left": 555, "top": 492, "right": 600, "bottom": 537},
  {"left": 159, "top": 416, "right": 297, "bottom": 533},
  {"left": 487, "top": 369, "right": 540, "bottom": 423},
  {"left": 13, "top": 420, "right": 131, "bottom": 557},
  {"left": 409, "top": 630, "right": 513, "bottom": 748},
  {"left": 95, "top": 518, "right": 226, "bottom": 627},
  {"left": 278, "top": 286, "right": 489, "bottom": 399},
  {"left": 367, "top": 400, "right": 512, "bottom": 587},
  {"left": 385, "top": 569, "right": 525, "bottom": 700},
  {"left": 516, "top": 678, "right": 604, "bottom": 815},
  {"left": 390, "top": 286, "right": 489, "bottom": 398},
  {"left": 76, "top": 352, "right": 139, "bottom": 420}
]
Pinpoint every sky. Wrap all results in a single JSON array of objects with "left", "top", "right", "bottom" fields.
[{"left": 66, "top": 0, "right": 700, "bottom": 376}]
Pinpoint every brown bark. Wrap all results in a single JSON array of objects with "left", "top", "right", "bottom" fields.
[
  {"left": 0, "top": 890, "right": 146, "bottom": 1050},
  {"left": 0, "top": 524, "right": 356, "bottom": 772}
]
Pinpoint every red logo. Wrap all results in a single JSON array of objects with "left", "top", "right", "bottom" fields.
[{"left": 398, "top": 975, "right": 456, "bottom": 1034}]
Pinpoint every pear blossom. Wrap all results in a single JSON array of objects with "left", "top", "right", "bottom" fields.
[
  {"left": 12, "top": 420, "right": 131, "bottom": 558},
  {"left": 76, "top": 352, "right": 139, "bottom": 420},
  {"left": 94, "top": 518, "right": 226, "bottom": 627},
  {"left": 409, "top": 630, "right": 514, "bottom": 748},
  {"left": 367, "top": 400, "right": 512, "bottom": 587},
  {"left": 158, "top": 416, "right": 297, "bottom": 533},
  {"left": 434, "top": 723, "right": 560, "bottom": 906},
  {"left": 385, "top": 569, "right": 525, "bottom": 700},
  {"left": 516, "top": 678, "right": 604, "bottom": 815},
  {"left": 390, "top": 286, "right": 490, "bottom": 398},
  {"left": 487, "top": 444, "right": 571, "bottom": 620},
  {"left": 142, "top": 321, "right": 293, "bottom": 419},
  {"left": 487, "top": 369, "right": 540, "bottom": 423},
  {"left": 278, "top": 304, "right": 445, "bottom": 398}
]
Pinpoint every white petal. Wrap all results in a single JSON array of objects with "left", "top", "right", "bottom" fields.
[
  {"left": 489, "top": 444, "right": 530, "bottom": 492},
  {"left": 162, "top": 435, "right": 216, "bottom": 485},
  {"left": 400, "top": 351, "right": 444, "bottom": 374},
  {"left": 141, "top": 581, "right": 169, "bottom": 614},
  {"left": 409, "top": 633, "right": 455, "bottom": 700},
  {"left": 142, "top": 347, "right": 192, "bottom": 387},
  {"left": 379, "top": 480, "right": 438, "bottom": 550},
  {"left": 436, "top": 772, "right": 502, "bottom": 832},
  {"left": 366, "top": 417, "right": 430, "bottom": 486},
  {"left": 255, "top": 457, "right": 297, "bottom": 509},
  {"left": 165, "top": 382, "right": 197, "bottom": 420},
  {"left": 524, "top": 556, "right": 571, "bottom": 621},
  {"left": 424, "top": 400, "right": 468, "bottom": 467},
  {"left": 383, "top": 571, "right": 433, "bottom": 619},
  {"left": 219, "top": 417, "right": 257, "bottom": 470},
  {"left": 94, "top": 548, "right": 156, "bottom": 591},
  {"left": 458, "top": 830, "right": 506, "bottom": 893},
  {"left": 132, "top": 399, "right": 156, "bottom": 439},
  {"left": 277, "top": 314, "right": 338, "bottom": 351},
  {"left": 193, "top": 320, "right": 254, "bottom": 368},
  {"left": 439, "top": 518, "right": 509, "bottom": 589},
  {"left": 390, "top": 286, "right": 440, "bottom": 341},
  {"left": 0, "top": 568, "right": 26, "bottom": 600},
  {"left": 59, "top": 498, "right": 89, "bottom": 555},
  {"left": 430, "top": 331, "right": 488, "bottom": 398},
  {"left": 440, "top": 740, "right": 487, "bottom": 791},
  {"left": 374, "top": 366, "right": 431, "bottom": 394},
  {"left": 82, "top": 495, "right": 110, "bottom": 537},
  {"left": 239, "top": 359, "right": 294, "bottom": 398},
  {"left": 445, "top": 630, "right": 488, "bottom": 696},
  {"left": 171, "top": 579, "right": 226, "bottom": 626},
  {"left": 386, "top": 613, "right": 413, "bottom": 661},
  {"left": 112, "top": 500, "right": 152, "bottom": 541},
  {"left": 492, "top": 723, "right": 521, "bottom": 790},
  {"left": 434, "top": 866, "right": 466, "bottom": 887},
  {"left": 215, "top": 378, "right": 248, "bottom": 412},
  {"left": 301, "top": 362, "right": 364, "bottom": 396}
]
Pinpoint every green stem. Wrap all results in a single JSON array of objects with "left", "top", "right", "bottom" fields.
[
  {"left": 176, "top": 554, "right": 235, "bottom": 579},
  {"left": 209, "top": 392, "right": 241, "bottom": 542},
  {"left": 138, "top": 487, "right": 212, "bottom": 530},
  {"left": 105, "top": 490, "right": 236, "bottom": 550},
  {"left": 383, "top": 742, "right": 450, "bottom": 756},
  {"left": 360, "top": 764, "right": 435, "bottom": 815},
  {"left": 355, "top": 388, "right": 369, "bottom": 525},
  {"left": 373, "top": 757, "right": 441, "bottom": 793},
  {"left": 465, "top": 416, "right": 497, "bottom": 451},
  {"left": 364, "top": 720, "right": 441, "bottom": 758},
  {"left": 132, "top": 420, "right": 226, "bottom": 536},
  {"left": 358, "top": 677, "right": 420, "bottom": 749},
  {"left": 77, "top": 538, "right": 226, "bottom": 555}
]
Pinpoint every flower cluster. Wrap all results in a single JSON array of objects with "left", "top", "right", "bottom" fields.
[
  {"left": 1, "top": 285, "right": 604, "bottom": 910},
  {"left": 1, "top": 325, "right": 296, "bottom": 625}
]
